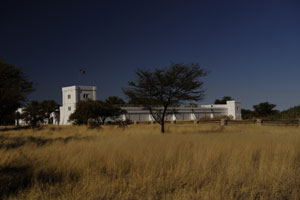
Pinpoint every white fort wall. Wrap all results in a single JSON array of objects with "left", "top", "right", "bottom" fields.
[
  {"left": 118, "top": 101, "right": 241, "bottom": 123},
  {"left": 59, "top": 85, "right": 242, "bottom": 125}
]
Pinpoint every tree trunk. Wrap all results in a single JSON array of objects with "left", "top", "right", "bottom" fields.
[
  {"left": 160, "top": 106, "right": 168, "bottom": 133},
  {"left": 161, "top": 110, "right": 166, "bottom": 133},
  {"left": 161, "top": 119, "right": 165, "bottom": 133}
]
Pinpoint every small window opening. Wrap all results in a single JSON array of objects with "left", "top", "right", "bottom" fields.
[
  {"left": 68, "top": 107, "right": 71, "bottom": 111},
  {"left": 68, "top": 95, "right": 71, "bottom": 99}
]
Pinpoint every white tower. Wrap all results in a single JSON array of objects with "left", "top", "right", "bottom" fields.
[
  {"left": 226, "top": 100, "right": 242, "bottom": 120},
  {"left": 59, "top": 86, "right": 96, "bottom": 125}
]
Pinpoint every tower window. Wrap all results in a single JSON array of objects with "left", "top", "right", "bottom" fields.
[
  {"left": 68, "top": 95, "right": 71, "bottom": 99},
  {"left": 83, "top": 94, "right": 89, "bottom": 99},
  {"left": 68, "top": 107, "right": 71, "bottom": 111}
]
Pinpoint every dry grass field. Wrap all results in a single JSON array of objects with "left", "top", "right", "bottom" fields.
[{"left": 1, "top": 124, "right": 300, "bottom": 200}]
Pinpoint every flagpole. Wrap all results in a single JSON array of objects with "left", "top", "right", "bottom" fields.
[
  {"left": 78, "top": 69, "right": 80, "bottom": 86},
  {"left": 79, "top": 69, "right": 86, "bottom": 86}
]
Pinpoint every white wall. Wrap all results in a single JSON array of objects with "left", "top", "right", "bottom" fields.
[
  {"left": 119, "top": 100, "right": 242, "bottom": 122},
  {"left": 226, "top": 101, "right": 242, "bottom": 120}
]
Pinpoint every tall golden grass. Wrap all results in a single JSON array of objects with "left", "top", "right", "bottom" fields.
[{"left": 1, "top": 124, "right": 300, "bottom": 199}]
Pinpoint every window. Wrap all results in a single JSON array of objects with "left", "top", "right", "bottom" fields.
[
  {"left": 83, "top": 94, "right": 89, "bottom": 99},
  {"left": 68, "top": 107, "right": 71, "bottom": 111},
  {"left": 68, "top": 95, "right": 71, "bottom": 99}
]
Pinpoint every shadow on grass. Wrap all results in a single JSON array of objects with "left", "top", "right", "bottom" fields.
[
  {"left": 0, "top": 135, "right": 93, "bottom": 150},
  {"left": 0, "top": 165, "right": 81, "bottom": 199},
  {"left": 0, "top": 126, "right": 32, "bottom": 132},
  {"left": 177, "top": 126, "right": 225, "bottom": 134},
  {"left": 0, "top": 165, "right": 33, "bottom": 199}
]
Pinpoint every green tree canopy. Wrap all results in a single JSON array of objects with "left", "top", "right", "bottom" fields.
[
  {"left": 41, "top": 100, "right": 60, "bottom": 123},
  {"left": 241, "top": 109, "right": 255, "bottom": 120},
  {"left": 69, "top": 100, "right": 99, "bottom": 125},
  {"left": 185, "top": 103, "right": 198, "bottom": 107},
  {"left": 277, "top": 105, "right": 300, "bottom": 120},
  {"left": 123, "top": 62, "right": 208, "bottom": 133},
  {"left": 97, "top": 101, "right": 126, "bottom": 124},
  {"left": 105, "top": 96, "right": 126, "bottom": 106},
  {"left": 21, "top": 101, "right": 44, "bottom": 128},
  {"left": 253, "top": 102, "right": 278, "bottom": 117},
  {"left": 214, "top": 96, "right": 233, "bottom": 104},
  {"left": 69, "top": 100, "right": 125, "bottom": 125},
  {"left": 0, "top": 60, "right": 34, "bottom": 125}
]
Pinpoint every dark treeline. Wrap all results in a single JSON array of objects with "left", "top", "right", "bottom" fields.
[{"left": 242, "top": 102, "right": 300, "bottom": 120}]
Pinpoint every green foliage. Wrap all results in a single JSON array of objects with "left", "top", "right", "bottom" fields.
[
  {"left": 41, "top": 100, "right": 60, "bottom": 123},
  {"left": 97, "top": 101, "right": 126, "bottom": 124},
  {"left": 123, "top": 62, "right": 207, "bottom": 133},
  {"left": 21, "top": 101, "right": 44, "bottom": 128},
  {"left": 0, "top": 60, "right": 34, "bottom": 125},
  {"left": 241, "top": 109, "right": 255, "bottom": 120},
  {"left": 277, "top": 105, "right": 300, "bottom": 120},
  {"left": 69, "top": 100, "right": 126, "bottom": 125},
  {"left": 18, "top": 100, "right": 59, "bottom": 127},
  {"left": 242, "top": 102, "right": 279, "bottom": 120},
  {"left": 105, "top": 96, "right": 126, "bottom": 106},
  {"left": 253, "top": 102, "right": 278, "bottom": 117},
  {"left": 185, "top": 103, "right": 198, "bottom": 107},
  {"left": 242, "top": 104, "right": 300, "bottom": 120},
  {"left": 214, "top": 96, "right": 233, "bottom": 104},
  {"left": 126, "top": 98, "right": 142, "bottom": 106},
  {"left": 69, "top": 100, "right": 99, "bottom": 125}
]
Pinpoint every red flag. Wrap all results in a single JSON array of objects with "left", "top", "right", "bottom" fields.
[{"left": 80, "top": 69, "right": 86, "bottom": 74}]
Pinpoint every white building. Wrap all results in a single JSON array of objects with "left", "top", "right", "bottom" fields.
[
  {"left": 59, "top": 85, "right": 96, "bottom": 125},
  {"left": 59, "top": 85, "right": 242, "bottom": 125},
  {"left": 119, "top": 101, "right": 241, "bottom": 122}
]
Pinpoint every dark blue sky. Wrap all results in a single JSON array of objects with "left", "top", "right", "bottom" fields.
[{"left": 1, "top": 0, "right": 300, "bottom": 110}]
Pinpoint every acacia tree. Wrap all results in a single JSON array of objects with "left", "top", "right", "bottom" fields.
[
  {"left": 0, "top": 60, "right": 34, "bottom": 125},
  {"left": 123, "top": 63, "right": 208, "bottom": 133}
]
